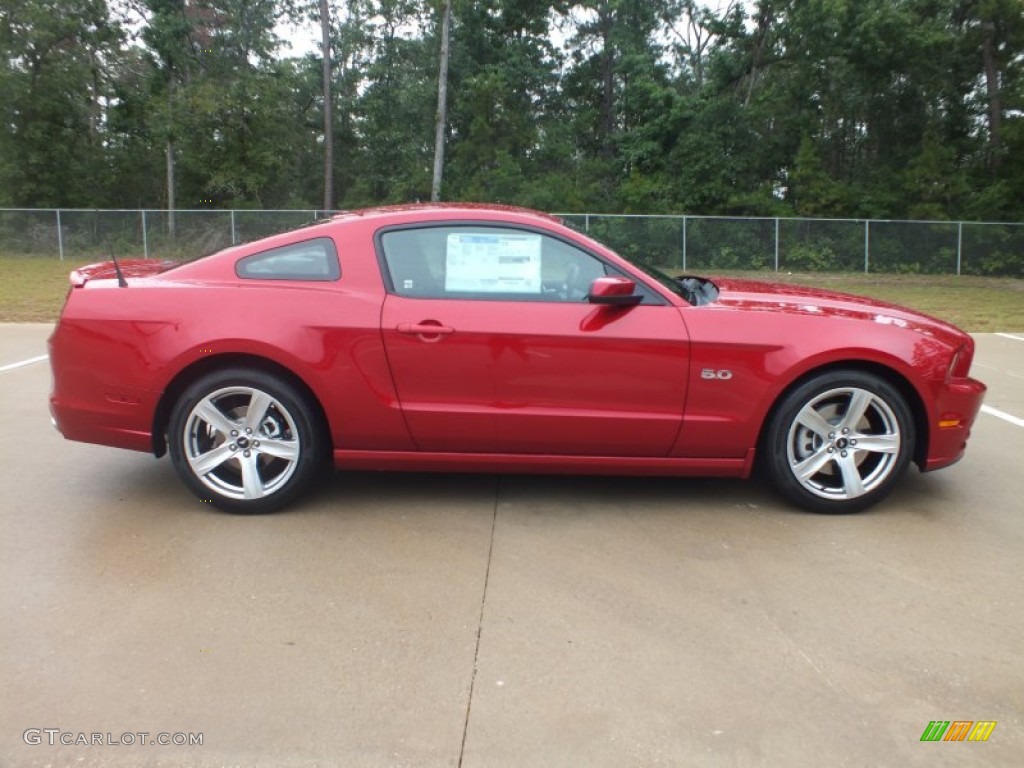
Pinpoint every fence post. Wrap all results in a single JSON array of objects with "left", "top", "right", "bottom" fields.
[
  {"left": 141, "top": 210, "right": 149, "bottom": 259},
  {"left": 956, "top": 221, "right": 963, "bottom": 276},
  {"left": 774, "top": 217, "right": 779, "bottom": 272},
  {"left": 584, "top": 213, "right": 590, "bottom": 233},
  {"left": 231, "top": 210, "right": 237, "bottom": 245},
  {"left": 864, "top": 220, "right": 870, "bottom": 273},
  {"left": 682, "top": 215, "right": 687, "bottom": 272},
  {"left": 56, "top": 209, "right": 64, "bottom": 262}
]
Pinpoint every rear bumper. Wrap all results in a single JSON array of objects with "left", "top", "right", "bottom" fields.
[
  {"left": 48, "top": 326, "right": 157, "bottom": 454},
  {"left": 49, "top": 395, "right": 154, "bottom": 453},
  {"left": 923, "top": 376, "right": 986, "bottom": 472}
]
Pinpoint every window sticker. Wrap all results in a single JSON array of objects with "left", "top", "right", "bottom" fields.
[{"left": 445, "top": 232, "right": 542, "bottom": 293}]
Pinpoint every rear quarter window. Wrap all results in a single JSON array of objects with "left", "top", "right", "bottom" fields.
[{"left": 235, "top": 238, "right": 340, "bottom": 281}]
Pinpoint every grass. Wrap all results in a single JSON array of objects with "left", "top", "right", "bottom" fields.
[
  {"left": 0, "top": 257, "right": 98, "bottom": 323},
  {"left": 1, "top": 255, "right": 1022, "bottom": 331}
]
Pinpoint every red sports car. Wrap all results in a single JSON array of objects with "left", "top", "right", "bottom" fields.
[{"left": 48, "top": 204, "right": 986, "bottom": 514}]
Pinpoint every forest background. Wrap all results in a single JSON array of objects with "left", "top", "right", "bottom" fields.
[{"left": 1, "top": 0, "right": 1022, "bottom": 222}]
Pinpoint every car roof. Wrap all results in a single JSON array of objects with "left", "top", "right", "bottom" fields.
[
  {"left": 327, "top": 203, "right": 564, "bottom": 226},
  {"left": 166, "top": 203, "right": 573, "bottom": 276}
]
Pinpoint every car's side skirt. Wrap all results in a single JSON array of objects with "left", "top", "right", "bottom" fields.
[{"left": 333, "top": 449, "right": 755, "bottom": 478}]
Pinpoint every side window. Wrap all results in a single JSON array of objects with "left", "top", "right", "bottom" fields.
[
  {"left": 236, "top": 237, "right": 340, "bottom": 281},
  {"left": 540, "top": 236, "right": 608, "bottom": 301},
  {"left": 379, "top": 228, "right": 447, "bottom": 297},
  {"left": 380, "top": 226, "right": 613, "bottom": 302}
]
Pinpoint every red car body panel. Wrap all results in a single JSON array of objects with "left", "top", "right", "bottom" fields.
[
  {"left": 49, "top": 204, "right": 986, "bottom": 487},
  {"left": 381, "top": 296, "right": 690, "bottom": 455}
]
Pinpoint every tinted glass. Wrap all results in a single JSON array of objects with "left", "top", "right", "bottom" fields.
[{"left": 236, "top": 237, "right": 340, "bottom": 281}]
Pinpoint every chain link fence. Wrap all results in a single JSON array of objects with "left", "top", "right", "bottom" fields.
[
  {"left": 560, "top": 214, "right": 1023, "bottom": 277},
  {"left": 1, "top": 209, "right": 1021, "bottom": 277},
  {"left": 0, "top": 209, "right": 335, "bottom": 263}
]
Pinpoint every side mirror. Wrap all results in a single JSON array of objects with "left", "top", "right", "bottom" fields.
[{"left": 587, "top": 276, "right": 643, "bottom": 307}]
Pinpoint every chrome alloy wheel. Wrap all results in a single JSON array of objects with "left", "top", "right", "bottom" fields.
[
  {"left": 183, "top": 385, "right": 301, "bottom": 501},
  {"left": 786, "top": 386, "right": 901, "bottom": 501}
]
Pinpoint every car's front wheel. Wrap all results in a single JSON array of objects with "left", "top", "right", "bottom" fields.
[
  {"left": 763, "top": 370, "right": 915, "bottom": 513},
  {"left": 168, "top": 368, "right": 325, "bottom": 513}
]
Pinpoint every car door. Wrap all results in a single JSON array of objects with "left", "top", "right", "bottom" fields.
[{"left": 377, "top": 223, "right": 690, "bottom": 456}]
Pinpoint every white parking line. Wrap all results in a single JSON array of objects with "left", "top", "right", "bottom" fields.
[
  {"left": 995, "top": 332, "right": 1024, "bottom": 342},
  {"left": 972, "top": 361, "right": 1024, "bottom": 381},
  {"left": 981, "top": 405, "right": 1024, "bottom": 428},
  {"left": 0, "top": 354, "right": 48, "bottom": 373}
]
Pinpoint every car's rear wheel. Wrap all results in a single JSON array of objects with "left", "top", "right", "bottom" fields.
[
  {"left": 168, "top": 368, "right": 325, "bottom": 513},
  {"left": 764, "top": 370, "right": 914, "bottom": 513}
]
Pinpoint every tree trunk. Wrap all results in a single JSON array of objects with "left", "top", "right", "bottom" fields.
[
  {"left": 431, "top": 0, "right": 452, "bottom": 202},
  {"left": 320, "top": 0, "right": 335, "bottom": 210},
  {"left": 599, "top": 1, "right": 615, "bottom": 160},
  {"left": 166, "top": 80, "right": 176, "bottom": 238},
  {"left": 981, "top": 20, "right": 1002, "bottom": 171},
  {"left": 744, "top": 3, "right": 773, "bottom": 107},
  {"left": 166, "top": 138, "right": 176, "bottom": 238}
]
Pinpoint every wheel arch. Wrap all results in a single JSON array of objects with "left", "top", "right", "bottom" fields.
[
  {"left": 151, "top": 353, "right": 331, "bottom": 457},
  {"left": 755, "top": 360, "right": 930, "bottom": 472}
]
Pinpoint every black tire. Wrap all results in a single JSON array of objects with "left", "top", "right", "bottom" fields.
[
  {"left": 762, "top": 370, "right": 915, "bottom": 514},
  {"left": 168, "top": 368, "right": 326, "bottom": 513}
]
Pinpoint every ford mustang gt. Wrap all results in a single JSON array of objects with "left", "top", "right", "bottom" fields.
[{"left": 48, "top": 204, "right": 986, "bottom": 514}]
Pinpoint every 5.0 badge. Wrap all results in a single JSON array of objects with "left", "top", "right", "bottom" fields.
[{"left": 701, "top": 368, "right": 733, "bottom": 380}]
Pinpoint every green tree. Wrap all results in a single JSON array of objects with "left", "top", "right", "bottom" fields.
[
  {"left": 0, "top": 0, "right": 1021, "bottom": 221},
  {"left": 0, "top": 0, "right": 122, "bottom": 206},
  {"left": 339, "top": 0, "right": 435, "bottom": 205},
  {"left": 444, "top": 1, "right": 570, "bottom": 205}
]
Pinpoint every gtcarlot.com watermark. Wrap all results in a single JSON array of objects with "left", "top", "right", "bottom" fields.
[{"left": 23, "top": 729, "right": 203, "bottom": 747}]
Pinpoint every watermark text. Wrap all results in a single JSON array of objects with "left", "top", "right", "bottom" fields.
[{"left": 23, "top": 729, "right": 203, "bottom": 747}]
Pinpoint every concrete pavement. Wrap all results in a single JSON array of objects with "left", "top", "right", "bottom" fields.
[{"left": 2, "top": 325, "right": 1022, "bottom": 767}]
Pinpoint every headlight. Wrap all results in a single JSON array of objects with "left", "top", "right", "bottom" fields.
[{"left": 947, "top": 344, "right": 973, "bottom": 380}]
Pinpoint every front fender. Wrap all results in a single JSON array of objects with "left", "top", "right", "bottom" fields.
[{"left": 671, "top": 309, "right": 951, "bottom": 460}]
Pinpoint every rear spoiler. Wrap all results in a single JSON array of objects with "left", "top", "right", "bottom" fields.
[{"left": 69, "top": 259, "right": 177, "bottom": 287}]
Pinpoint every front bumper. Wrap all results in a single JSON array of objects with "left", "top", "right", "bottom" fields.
[{"left": 923, "top": 376, "right": 987, "bottom": 472}]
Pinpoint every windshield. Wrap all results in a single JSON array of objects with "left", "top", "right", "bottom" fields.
[
  {"left": 632, "top": 261, "right": 685, "bottom": 294},
  {"left": 635, "top": 263, "right": 720, "bottom": 306}
]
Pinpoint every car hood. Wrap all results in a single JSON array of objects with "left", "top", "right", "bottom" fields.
[{"left": 708, "top": 276, "right": 968, "bottom": 346}]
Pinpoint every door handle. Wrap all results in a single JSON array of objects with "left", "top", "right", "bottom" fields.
[{"left": 396, "top": 321, "right": 455, "bottom": 336}]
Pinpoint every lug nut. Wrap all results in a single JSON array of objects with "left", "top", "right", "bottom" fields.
[
  {"left": 229, "top": 444, "right": 236, "bottom": 451},
  {"left": 253, "top": 441, "right": 260, "bottom": 447},
  {"left": 850, "top": 439, "right": 857, "bottom": 445},
  {"left": 827, "top": 447, "right": 834, "bottom": 453},
  {"left": 842, "top": 428, "right": 849, "bottom": 434},
  {"left": 841, "top": 451, "right": 848, "bottom": 458},
  {"left": 244, "top": 450, "right": 251, "bottom": 458},
  {"left": 231, "top": 430, "right": 238, "bottom": 436}
]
